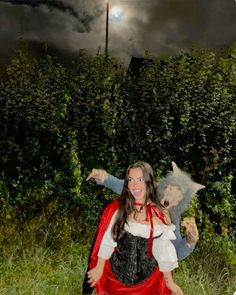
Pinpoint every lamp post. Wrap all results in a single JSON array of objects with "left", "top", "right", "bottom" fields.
[{"left": 105, "top": 2, "right": 109, "bottom": 58}]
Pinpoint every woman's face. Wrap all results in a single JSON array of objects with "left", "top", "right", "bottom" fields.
[{"left": 128, "top": 167, "right": 147, "bottom": 203}]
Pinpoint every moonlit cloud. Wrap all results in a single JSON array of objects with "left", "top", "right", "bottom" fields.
[{"left": 0, "top": 0, "right": 236, "bottom": 64}]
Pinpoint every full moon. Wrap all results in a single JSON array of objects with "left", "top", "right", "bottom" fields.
[{"left": 110, "top": 6, "right": 124, "bottom": 22}]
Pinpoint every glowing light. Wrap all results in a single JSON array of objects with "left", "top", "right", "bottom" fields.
[{"left": 110, "top": 6, "right": 124, "bottom": 22}]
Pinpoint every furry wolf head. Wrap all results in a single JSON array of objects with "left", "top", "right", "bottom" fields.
[{"left": 157, "top": 161, "right": 205, "bottom": 221}]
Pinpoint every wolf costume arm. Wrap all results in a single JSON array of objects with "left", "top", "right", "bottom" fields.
[{"left": 103, "top": 174, "right": 124, "bottom": 194}]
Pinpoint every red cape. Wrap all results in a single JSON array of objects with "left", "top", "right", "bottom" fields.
[
  {"left": 89, "top": 198, "right": 119, "bottom": 293},
  {"left": 89, "top": 198, "right": 119, "bottom": 269}
]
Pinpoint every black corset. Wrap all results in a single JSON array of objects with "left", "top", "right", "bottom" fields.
[{"left": 110, "top": 231, "right": 158, "bottom": 286}]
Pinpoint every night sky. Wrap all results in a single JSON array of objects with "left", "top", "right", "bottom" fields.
[{"left": 1, "top": 0, "right": 236, "bottom": 64}]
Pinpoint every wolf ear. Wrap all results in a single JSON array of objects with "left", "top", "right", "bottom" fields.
[
  {"left": 171, "top": 161, "right": 181, "bottom": 175},
  {"left": 171, "top": 161, "right": 205, "bottom": 193},
  {"left": 192, "top": 182, "right": 205, "bottom": 193}
]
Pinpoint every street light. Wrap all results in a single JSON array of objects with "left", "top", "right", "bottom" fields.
[
  {"left": 105, "top": 2, "right": 124, "bottom": 58},
  {"left": 105, "top": 2, "right": 109, "bottom": 58}
]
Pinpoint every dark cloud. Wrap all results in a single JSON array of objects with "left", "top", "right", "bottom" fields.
[
  {"left": 197, "top": 0, "right": 236, "bottom": 48},
  {"left": 0, "top": 0, "right": 236, "bottom": 64}
]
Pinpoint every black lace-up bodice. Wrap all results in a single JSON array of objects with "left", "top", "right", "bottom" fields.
[{"left": 110, "top": 231, "right": 158, "bottom": 286}]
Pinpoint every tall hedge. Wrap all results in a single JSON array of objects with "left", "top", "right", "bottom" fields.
[
  {"left": 0, "top": 48, "right": 80, "bottom": 215},
  {"left": 0, "top": 42, "right": 235, "bottom": 237}
]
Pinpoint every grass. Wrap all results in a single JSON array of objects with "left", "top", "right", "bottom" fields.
[
  {"left": 174, "top": 237, "right": 236, "bottom": 295},
  {"left": 0, "top": 244, "right": 88, "bottom": 295},
  {"left": 0, "top": 215, "right": 235, "bottom": 295},
  {"left": 175, "top": 257, "right": 236, "bottom": 295}
]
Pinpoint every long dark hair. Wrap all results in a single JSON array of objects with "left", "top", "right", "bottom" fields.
[{"left": 112, "top": 161, "right": 159, "bottom": 240}]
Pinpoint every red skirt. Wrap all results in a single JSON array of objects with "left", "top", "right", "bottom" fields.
[{"left": 96, "top": 261, "right": 171, "bottom": 295}]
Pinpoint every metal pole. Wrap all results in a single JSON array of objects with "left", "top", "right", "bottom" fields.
[{"left": 105, "top": 2, "right": 109, "bottom": 58}]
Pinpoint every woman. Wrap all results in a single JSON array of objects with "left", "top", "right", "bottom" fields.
[{"left": 87, "top": 161, "right": 183, "bottom": 295}]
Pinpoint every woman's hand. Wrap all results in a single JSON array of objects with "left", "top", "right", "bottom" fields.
[
  {"left": 87, "top": 257, "right": 106, "bottom": 287},
  {"left": 164, "top": 271, "right": 183, "bottom": 295},
  {"left": 87, "top": 266, "right": 103, "bottom": 287},
  {"left": 168, "top": 282, "right": 184, "bottom": 295}
]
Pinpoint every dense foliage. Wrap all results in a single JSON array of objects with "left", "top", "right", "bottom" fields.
[{"left": 0, "top": 42, "right": 235, "bottom": 242}]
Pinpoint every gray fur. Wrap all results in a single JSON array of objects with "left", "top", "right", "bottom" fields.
[{"left": 157, "top": 172, "right": 195, "bottom": 222}]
